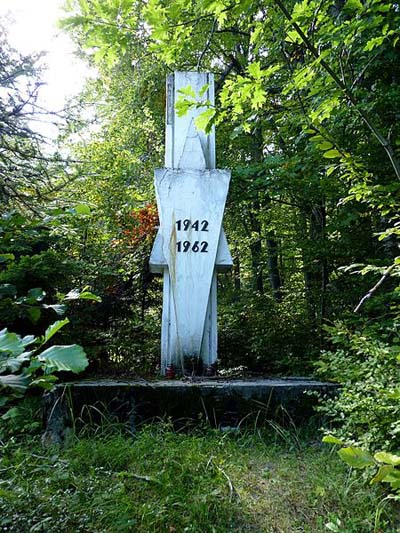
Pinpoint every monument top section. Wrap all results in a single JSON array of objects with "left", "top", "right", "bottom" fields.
[{"left": 165, "top": 72, "right": 215, "bottom": 170}]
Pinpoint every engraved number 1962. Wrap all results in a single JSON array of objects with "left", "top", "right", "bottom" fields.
[{"left": 176, "top": 241, "right": 208, "bottom": 253}]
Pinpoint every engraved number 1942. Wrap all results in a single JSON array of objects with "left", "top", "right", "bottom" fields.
[{"left": 176, "top": 219, "right": 209, "bottom": 231}]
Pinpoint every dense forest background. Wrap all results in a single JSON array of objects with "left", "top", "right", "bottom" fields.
[{"left": 1, "top": 0, "right": 399, "bottom": 450}]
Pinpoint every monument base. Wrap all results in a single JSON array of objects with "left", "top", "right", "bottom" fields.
[{"left": 42, "top": 378, "right": 338, "bottom": 445}]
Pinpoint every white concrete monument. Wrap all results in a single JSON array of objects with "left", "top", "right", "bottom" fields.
[{"left": 150, "top": 72, "right": 232, "bottom": 376}]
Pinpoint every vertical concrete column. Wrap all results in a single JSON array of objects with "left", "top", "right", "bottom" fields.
[{"left": 150, "top": 72, "right": 232, "bottom": 375}]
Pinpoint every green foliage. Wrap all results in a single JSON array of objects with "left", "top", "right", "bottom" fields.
[
  {"left": 219, "top": 290, "right": 314, "bottom": 374},
  {"left": 0, "top": 426, "right": 395, "bottom": 532},
  {"left": 0, "top": 321, "right": 88, "bottom": 404},
  {"left": 324, "top": 439, "right": 400, "bottom": 516},
  {"left": 316, "top": 320, "right": 400, "bottom": 450}
]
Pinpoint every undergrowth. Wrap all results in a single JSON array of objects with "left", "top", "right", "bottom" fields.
[{"left": 0, "top": 410, "right": 398, "bottom": 532}]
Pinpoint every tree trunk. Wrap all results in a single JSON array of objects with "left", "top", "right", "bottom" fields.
[{"left": 266, "top": 232, "right": 282, "bottom": 301}]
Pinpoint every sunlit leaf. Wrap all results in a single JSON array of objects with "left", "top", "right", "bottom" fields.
[
  {"left": 38, "top": 345, "right": 89, "bottom": 373},
  {"left": 337, "top": 447, "right": 374, "bottom": 468},
  {"left": 43, "top": 319, "right": 70, "bottom": 344}
]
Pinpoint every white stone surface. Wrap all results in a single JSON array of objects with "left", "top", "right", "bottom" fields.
[
  {"left": 165, "top": 72, "right": 215, "bottom": 169},
  {"left": 150, "top": 71, "right": 232, "bottom": 374},
  {"left": 150, "top": 227, "right": 232, "bottom": 274},
  {"left": 154, "top": 168, "right": 230, "bottom": 361}
]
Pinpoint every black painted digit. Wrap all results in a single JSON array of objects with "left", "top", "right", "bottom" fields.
[
  {"left": 176, "top": 220, "right": 181, "bottom": 231},
  {"left": 192, "top": 220, "right": 199, "bottom": 231},
  {"left": 192, "top": 241, "right": 199, "bottom": 252},
  {"left": 183, "top": 241, "right": 190, "bottom": 252},
  {"left": 201, "top": 220, "right": 209, "bottom": 231},
  {"left": 176, "top": 241, "right": 181, "bottom": 252},
  {"left": 200, "top": 241, "right": 208, "bottom": 252},
  {"left": 183, "top": 219, "right": 191, "bottom": 231}
]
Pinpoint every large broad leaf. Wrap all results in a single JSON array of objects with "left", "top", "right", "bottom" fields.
[
  {"left": 17, "top": 288, "right": 46, "bottom": 306},
  {"left": 374, "top": 452, "right": 400, "bottom": 466},
  {"left": 0, "top": 352, "right": 31, "bottom": 373},
  {"left": 0, "top": 329, "right": 25, "bottom": 356},
  {"left": 26, "top": 287, "right": 46, "bottom": 303},
  {"left": 77, "top": 291, "right": 102, "bottom": 302},
  {"left": 0, "top": 374, "right": 30, "bottom": 392},
  {"left": 338, "top": 447, "right": 374, "bottom": 469},
  {"left": 21, "top": 335, "right": 36, "bottom": 347},
  {"left": 371, "top": 465, "right": 395, "bottom": 484},
  {"left": 43, "top": 319, "right": 70, "bottom": 344},
  {"left": 64, "top": 288, "right": 101, "bottom": 302},
  {"left": 43, "top": 304, "right": 67, "bottom": 316},
  {"left": 38, "top": 345, "right": 88, "bottom": 373}
]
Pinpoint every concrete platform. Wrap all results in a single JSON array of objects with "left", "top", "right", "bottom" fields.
[{"left": 42, "top": 378, "right": 338, "bottom": 445}]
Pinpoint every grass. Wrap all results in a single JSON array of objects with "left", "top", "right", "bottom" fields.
[{"left": 0, "top": 407, "right": 398, "bottom": 532}]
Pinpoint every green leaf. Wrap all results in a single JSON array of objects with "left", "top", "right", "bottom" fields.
[
  {"left": 0, "top": 284, "right": 17, "bottom": 297},
  {"left": 194, "top": 108, "right": 215, "bottom": 133},
  {"left": 344, "top": 0, "right": 363, "bottom": 13},
  {"left": 337, "top": 447, "right": 374, "bottom": 469},
  {"left": 78, "top": 291, "right": 102, "bottom": 302},
  {"left": 322, "top": 435, "right": 344, "bottom": 445},
  {"left": 326, "top": 165, "right": 337, "bottom": 177},
  {"left": 38, "top": 345, "right": 89, "bottom": 373},
  {"left": 64, "top": 288, "right": 101, "bottom": 302},
  {"left": 199, "top": 83, "right": 209, "bottom": 97},
  {"left": 371, "top": 465, "right": 395, "bottom": 484},
  {"left": 323, "top": 149, "right": 341, "bottom": 159},
  {"left": 175, "top": 97, "right": 195, "bottom": 117},
  {"left": 73, "top": 203, "right": 91, "bottom": 215},
  {"left": 43, "top": 319, "right": 70, "bottom": 344},
  {"left": 0, "top": 253, "right": 15, "bottom": 263},
  {"left": 0, "top": 329, "right": 25, "bottom": 356},
  {"left": 317, "top": 141, "right": 333, "bottom": 151},
  {"left": 0, "top": 374, "right": 30, "bottom": 392},
  {"left": 30, "top": 374, "right": 58, "bottom": 390},
  {"left": 1, "top": 406, "right": 20, "bottom": 420},
  {"left": 248, "top": 61, "right": 263, "bottom": 80},
  {"left": 325, "top": 521, "right": 341, "bottom": 532},
  {"left": 42, "top": 304, "right": 67, "bottom": 315},
  {"left": 64, "top": 289, "right": 81, "bottom": 300},
  {"left": 178, "top": 85, "right": 196, "bottom": 99},
  {"left": 0, "top": 352, "right": 31, "bottom": 373},
  {"left": 374, "top": 452, "right": 400, "bottom": 466},
  {"left": 22, "top": 335, "right": 36, "bottom": 347},
  {"left": 26, "top": 307, "right": 41, "bottom": 324},
  {"left": 28, "top": 287, "right": 46, "bottom": 301}
]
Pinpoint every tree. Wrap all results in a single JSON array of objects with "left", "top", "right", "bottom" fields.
[
  {"left": 58, "top": 0, "right": 400, "bottom": 374},
  {"left": 0, "top": 21, "right": 76, "bottom": 213}
]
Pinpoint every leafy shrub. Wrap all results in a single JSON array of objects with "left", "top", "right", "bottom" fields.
[
  {"left": 0, "top": 320, "right": 88, "bottom": 406},
  {"left": 316, "top": 321, "right": 400, "bottom": 450},
  {"left": 323, "top": 435, "right": 400, "bottom": 528},
  {"left": 219, "top": 290, "right": 315, "bottom": 375}
]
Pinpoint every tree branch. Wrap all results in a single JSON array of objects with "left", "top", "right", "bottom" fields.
[
  {"left": 354, "top": 263, "right": 397, "bottom": 313},
  {"left": 272, "top": 0, "right": 400, "bottom": 181}
]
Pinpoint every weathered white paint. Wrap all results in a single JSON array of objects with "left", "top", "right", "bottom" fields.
[
  {"left": 165, "top": 72, "right": 215, "bottom": 170},
  {"left": 150, "top": 227, "right": 232, "bottom": 274},
  {"left": 154, "top": 168, "right": 230, "bottom": 362},
  {"left": 150, "top": 71, "right": 232, "bottom": 374}
]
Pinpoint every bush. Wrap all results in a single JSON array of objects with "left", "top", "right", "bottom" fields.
[
  {"left": 316, "top": 320, "right": 400, "bottom": 450},
  {"left": 218, "top": 290, "right": 315, "bottom": 375}
]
